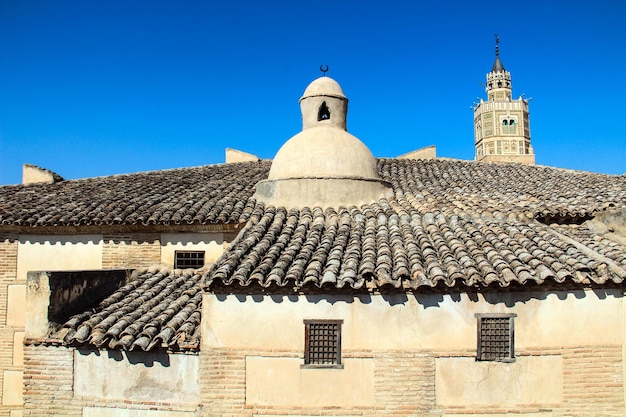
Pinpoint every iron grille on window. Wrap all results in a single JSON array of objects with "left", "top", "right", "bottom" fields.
[
  {"left": 476, "top": 313, "right": 516, "bottom": 362},
  {"left": 174, "top": 251, "right": 205, "bottom": 269},
  {"left": 303, "top": 320, "right": 343, "bottom": 368}
]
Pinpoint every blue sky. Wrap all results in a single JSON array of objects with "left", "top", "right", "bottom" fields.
[{"left": 1, "top": 0, "right": 625, "bottom": 185}]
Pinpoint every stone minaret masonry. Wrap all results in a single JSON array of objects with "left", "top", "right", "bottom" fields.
[{"left": 473, "top": 36, "right": 535, "bottom": 164}]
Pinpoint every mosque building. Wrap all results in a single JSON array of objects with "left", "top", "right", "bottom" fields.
[{"left": 0, "top": 41, "right": 624, "bottom": 417}]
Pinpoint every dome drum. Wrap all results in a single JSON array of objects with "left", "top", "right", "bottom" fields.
[{"left": 255, "top": 177, "right": 393, "bottom": 209}]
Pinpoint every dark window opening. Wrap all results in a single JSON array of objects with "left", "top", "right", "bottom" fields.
[
  {"left": 318, "top": 102, "right": 330, "bottom": 121},
  {"left": 498, "top": 81, "right": 503, "bottom": 88},
  {"left": 174, "top": 251, "right": 205, "bottom": 269},
  {"left": 302, "top": 319, "right": 343, "bottom": 368},
  {"left": 476, "top": 313, "right": 516, "bottom": 362},
  {"left": 535, "top": 213, "right": 593, "bottom": 225}
]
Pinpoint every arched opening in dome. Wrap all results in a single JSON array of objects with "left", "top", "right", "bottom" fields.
[{"left": 318, "top": 101, "right": 330, "bottom": 121}]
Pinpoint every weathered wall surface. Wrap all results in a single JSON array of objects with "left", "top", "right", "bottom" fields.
[
  {"left": 2, "top": 231, "right": 226, "bottom": 416},
  {"left": 203, "top": 290, "right": 623, "bottom": 350},
  {"left": 23, "top": 345, "right": 200, "bottom": 417},
  {"left": 74, "top": 350, "right": 199, "bottom": 402},
  {"left": 17, "top": 235, "right": 104, "bottom": 281},
  {"left": 246, "top": 356, "right": 374, "bottom": 407},
  {"left": 3, "top": 234, "right": 104, "bottom": 414},
  {"left": 161, "top": 232, "right": 227, "bottom": 265},
  {"left": 102, "top": 233, "right": 160, "bottom": 269},
  {"left": 202, "top": 289, "right": 625, "bottom": 416}
]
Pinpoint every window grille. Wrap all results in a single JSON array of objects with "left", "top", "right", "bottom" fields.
[
  {"left": 174, "top": 251, "right": 205, "bottom": 269},
  {"left": 303, "top": 320, "right": 343, "bottom": 368},
  {"left": 476, "top": 313, "right": 516, "bottom": 362}
]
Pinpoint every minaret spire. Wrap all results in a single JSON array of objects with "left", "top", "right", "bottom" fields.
[
  {"left": 491, "top": 33, "right": 506, "bottom": 72},
  {"left": 495, "top": 33, "right": 500, "bottom": 57},
  {"left": 472, "top": 36, "right": 535, "bottom": 165}
]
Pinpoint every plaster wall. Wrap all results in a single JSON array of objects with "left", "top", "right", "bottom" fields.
[
  {"left": 203, "top": 289, "right": 622, "bottom": 351},
  {"left": 16, "top": 235, "right": 103, "bottom": 281},
  {"left": 161, "top": 232, "right": 228, "bottom": 266},
  {"left": 246, "top": 357, "right": 374, "bottom": 407},
  {"left": 83, "top": 408, "right": 195, "bottom": 417},
  {"left": 436, "top": 356, "right": 563, "bottom": 406},
  {"left": 398, "top": 145, "right": 437, "bottom": 160},
  {"left": 225, "top": 148, "right": 260, "bottom": 163},
  {"left": 74, "top": 349, "right": 199, "bottom": 403},
  {"left": 255, "top": 177, "right": 393, "bottom": 210}
]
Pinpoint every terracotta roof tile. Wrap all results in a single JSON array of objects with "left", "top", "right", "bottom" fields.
[
  {"left": 51, "top": 267, "right": 202, "bottom": 351},
  {"left": 11, "top": 158, "right": 626, "bottom": 350},
  {"left": 0, "top": 161, "right": 270, "bottom": 227},
  {"left": 205, "top": 157, "right": 626, "bottom": 291}
]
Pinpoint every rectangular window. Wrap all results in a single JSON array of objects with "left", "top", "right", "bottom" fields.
[
  {"left": 476, "top": 313, "right": 516, "bottom": 362},
  {"left": 302, "top": 319, "right": 343, "bottom": 368},
  {"left": 174, "top": 251, "right": 205, "bottom": 269}
]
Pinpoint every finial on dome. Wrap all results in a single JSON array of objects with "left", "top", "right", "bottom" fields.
[{"left": 320, "top": 65, "right": 329, "bottom": 76}]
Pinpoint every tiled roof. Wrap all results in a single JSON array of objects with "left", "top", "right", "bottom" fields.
[
  {"left": 206, "top": 159, "right": 626, "bottom": 291},
  {"left": 205, "top": 205, "right": 626, "bottom": 291},
  {"left": 17, "top": 158, "right": 626, "bottom": 350},
  {"left": 2, "top": 159, "right": 624, "bottom": 229},
  {"left": 0, "top": 161, "right": 270, "bottom": 227},
  {"left": 49, "top": 267, "right": 202, "bottom": 351}
]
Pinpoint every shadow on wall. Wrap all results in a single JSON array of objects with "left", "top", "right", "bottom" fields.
[
  {"left": 218, "top": 286, "right": 621, "bottom": 309},
  {"left": 20, "top": 234, "right": 103, "bottom": 245},
  {"left": 77, "top": 349, "right": 172, "bottom": 367}
]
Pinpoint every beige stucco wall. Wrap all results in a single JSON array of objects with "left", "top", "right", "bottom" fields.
[
  {"left": 160, "top": 232, "right": 227, "bottom": 266},
  {"left": 74, "top": 350, "right": 199, "bottom": 402},
  {"left": 203, "top": 289, "right": 623, "bottom": 351},
  {"left": 203, "top": 289, "right": 623, "bottom": 410},
  {"left": 398, "top": 145, "right": 437, "bottom": 160},
  {"left": 436, "top": 356, "right": 563, "bottom": 406},
  {"left": 225, "top": 148, "right": 260, "bottom": 163},
  {"left": 246, "top": 357, "right": 374, "bottom": 407},
  {"left": 16, "top": 235, "right": 103, "bottom": 281},
  {"left": 1, "top": 370, "right": 23, "bottom": 406},
  {"left": 83, "top": 408, "right": 195, "bottom": 417}
]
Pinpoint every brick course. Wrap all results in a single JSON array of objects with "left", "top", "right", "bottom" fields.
[
  {"left": 102, "top": 234, "right": 161, "bottom": 269},
  {"left": 0, "top": 234, "right": 20, "bottom": 417},
  {"left": 23, "top": 345, "right": 200, "bottom": 417},
  {"left": 198, "top": 346, "right": 624, "bottom": 417}
]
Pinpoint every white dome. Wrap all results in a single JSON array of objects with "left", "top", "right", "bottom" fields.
[
  {"left": 301, "top": 76, "right": 346, "bottom": 101},
  {"left": 253, "top": 75, "right": 392, "bottom": 208},
  {"left": 268, "top": 126, "right": 379, "bottom": 180}
]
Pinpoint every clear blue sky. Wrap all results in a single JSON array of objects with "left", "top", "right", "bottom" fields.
[{"left": 1, "top": 0, "right": 625, "bottom": 185}]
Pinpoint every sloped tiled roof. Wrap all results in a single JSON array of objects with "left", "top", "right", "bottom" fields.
[
  {"left": 0, "top": 161, "right": 270, "bottom": 227},
  {"left": 17, "top": 158, "right": 626, "bottom": 350},
  {"left": 49, "top": 267, "right": 202, "bottom": 351},
  {"left": 205, "top": 159, "right": 626, "bottom": 291},
  {"left": 2, "top": 158, "right": 624, "bottom": 228}
]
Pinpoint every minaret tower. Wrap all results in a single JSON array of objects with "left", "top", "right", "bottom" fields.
[{"left": 473, "top": 35, "right": 534, "bottom": 164}]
